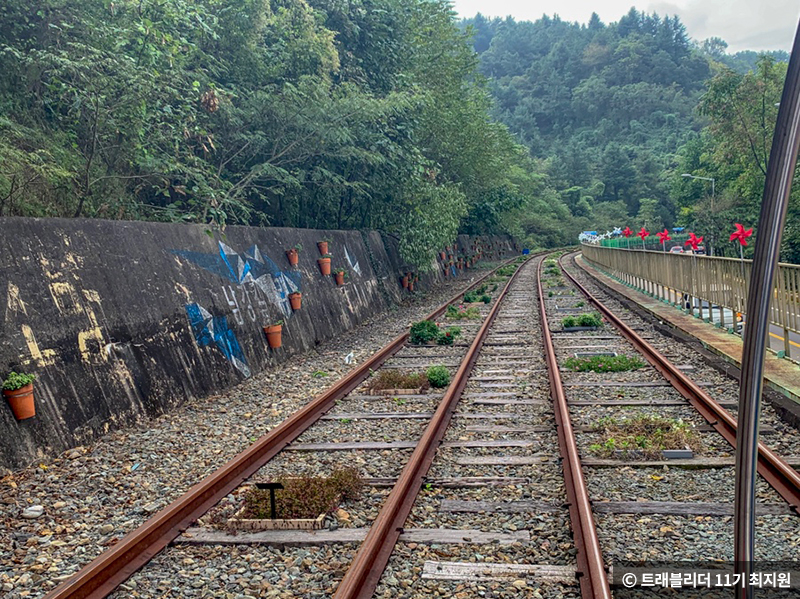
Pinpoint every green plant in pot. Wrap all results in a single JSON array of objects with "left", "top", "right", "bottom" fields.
[
  {"left": 264, "top": 320, "right": 284, "bottom": 349},
  {"left": 334, "top": 268, "right": 348, "bottom": 286},
  {"left": 286, "top": 243, "right": 302, "bottom": 266},
  {"left": 318, "top": 253, "right": 333, "bottom": 275},
  {"left": 3, "top": 372, "right": 36, "bottom": 420}
]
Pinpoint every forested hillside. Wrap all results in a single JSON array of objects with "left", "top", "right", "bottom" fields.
[
  {"left": 465, "top": 10, "right": 709, "bottom": 238},
  {"left": 1, "top": 3, "right": 795, "bottom": 261},
  {"left": 0, "top": 0, "right": 559, "bottom": 267},
  {"left": 464, "top": 9, "right": 797, "bottom": 259}
]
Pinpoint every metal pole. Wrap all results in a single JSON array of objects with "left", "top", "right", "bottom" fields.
[
  {"left": 711, "top": 179, "right": 715, "bottom": 256},
  {"left": 734, "top": 19, "right": 800, "bottom": 599}
]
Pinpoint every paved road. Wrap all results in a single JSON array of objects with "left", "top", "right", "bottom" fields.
[{"left": 661, "top": 287, "right": 800, "bottom": 360}]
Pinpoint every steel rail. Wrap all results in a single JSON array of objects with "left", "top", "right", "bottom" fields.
[
  {"left": 565, "top": 254, "right": 800, "bottom": 514},
  {"left": 333, "top": 257, "right": 534, "bottom": 599},
  {"left": 537, "top": 257, "right": 612, "bottom": 599},
  {"left": 45, "top": 256, "right": 529, "bottom": 599}
]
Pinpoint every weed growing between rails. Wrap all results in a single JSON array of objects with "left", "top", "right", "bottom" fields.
[
  {"left": 563, "top": 355, "right": 645, "bottom": 372},
  {"left": 561, "top": 313, "right": 603, "bottom": 328},
  {"left": 241, "top": 468, "right": 363, "bottom": 519},
  {"left": 588, "top": 415, "right": 701, "bottom": 459}
]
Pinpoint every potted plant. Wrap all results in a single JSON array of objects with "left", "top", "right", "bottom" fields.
[
  {"left": 285, "top": 243, "right": 302, "bottom": 267},
  {"left": 439, "top": 251, "right": 446, "bottom": 260},
  {"left": 3, "top": 372, "right": 36, "bottom": 420},
  {"left": 318, "top": 253, "right": 332, "bottom": 276},
  {"left": 264, "top": 320, "right": 284, "bottom": 348},
  {"left": 401, "top": 274, "right": 409, "bottom": 289},
  {"left": 334, "top": 268, "right": 347, "bottom": 286},
  {"left": 289, "top": 292, "right": 302, "bottom": 311},
  {"left": 317, "top": 238, "right": 331, "bottom": 255}
]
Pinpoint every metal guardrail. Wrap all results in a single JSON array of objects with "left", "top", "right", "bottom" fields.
[{"left": 580, "top": 244, "right": 800, "bottom": 358}]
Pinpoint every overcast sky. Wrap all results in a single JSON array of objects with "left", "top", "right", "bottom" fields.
[{"left": 451, "top": 1, "right": 800, "bottom": 53}]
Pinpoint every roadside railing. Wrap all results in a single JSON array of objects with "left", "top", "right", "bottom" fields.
[{"left": 581, "top": 244, "right": 800, "bottom": 360}]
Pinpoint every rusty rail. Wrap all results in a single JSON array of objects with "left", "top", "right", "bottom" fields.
[
  {"left": 45, "top": 256, "right": 529, "bottom": 599},
  {"left": 333, "top": 257, "right": 533, "bottom": 599},
  {"left": 565, "top": 254, "right": 800, "bottom": 514},
  {"left": 537, "top": 258, "right": 612, "bottom": 599}
]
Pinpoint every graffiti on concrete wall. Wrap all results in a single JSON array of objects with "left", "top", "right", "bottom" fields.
[
  {"left": 172, "top": 241, "right": 303, "bottom": 376},
  {"left": 173, "top": 241, "right": 302, "bottom": 320},
  {"left": 345, "top": 246, "right": 361, "bottom": 276},
  {"left": 185, "top": 303, "right": 251, "bottom": 377}
]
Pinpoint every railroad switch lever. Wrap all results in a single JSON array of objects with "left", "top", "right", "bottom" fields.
[{"left": 255, "top": 482, "right": 284, "bottom": 519}]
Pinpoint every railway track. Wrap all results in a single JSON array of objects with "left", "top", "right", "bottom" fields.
[
  {"left": 42, "top": 255, "right": 539, "bottom": 599},
  {"left": 39, "top": 250, "right": 800, "bottom": 599}
]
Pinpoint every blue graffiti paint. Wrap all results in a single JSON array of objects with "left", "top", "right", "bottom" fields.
[
  {"left": 172, "top": 242, "right": 301, "bottom": 291},
  {"left": 171, "top": 241, "right": 302, "bottom": 317},
  {"left": 186, "top": 303, "right": 251, "bottom": 377},
  {"left": 173, "top": 241, "right": 306, "bottom": 373}
]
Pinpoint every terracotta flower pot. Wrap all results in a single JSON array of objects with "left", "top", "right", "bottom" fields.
[
  {"left": 335, "top": 271, "right": 345, "bottom": 286},
  {"left": 264, "top": 325, "right": 282, "bottom": 348},
  {"left": 318, "top": 258, "right": 331, "bottom": 276},
  {"left": 402, "top": 275, "right": 409, "bottom": 289},
  {"left": 408, "top": 280, "right": 415, "bottom": 292},
  {"left": 286, "top": 249, "right": 299, "bottom": 267},
  {"left": 317, "top": 241, "right": 329, "bottom": 255},
  {"left": 289, "top": 292, "right": 302, "bottom": 311},
  {"left": 4, "top": 383, "right": 35, "bottom": 420},
  {"left": 439, "top": 251, "right": 446, "bottom": 260}
]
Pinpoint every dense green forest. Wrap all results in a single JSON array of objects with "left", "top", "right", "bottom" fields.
[
  {"left": 1, "top": 0, "right": 549, "bottom": 267},
  {"left": 1, "top": 3, "right": 796, "bottom": 263},
  {"left": 464, "top": 9, "right": 797, "bottom": 259}
]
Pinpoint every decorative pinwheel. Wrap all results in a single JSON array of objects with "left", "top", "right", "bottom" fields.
[
  {"left": 730, "top": 223, "right": 753, "bottom": 247},
  {"left": 655, "top": 228, "right": 671, "bottom": 252},
  {"left": 730, "top": 222, "right": 753, "bottom": 263},
  {"left": 637, "top": 227, "right": 649, "bottom": 250},
  {"left": 618, "top": 226, "right": 631, "bottom": 249},
  {"left": 684, "top": 232, "right": 704, "bottom": 252}
]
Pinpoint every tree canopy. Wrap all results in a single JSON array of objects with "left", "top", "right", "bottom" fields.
[
  {"left": 462, "top": 9, "right": 793, "bottom": 254},
  {"left": 0, "top": 0, "right": 560, "bottom": 268},
  {"left": 1, "top": 3, "right": 794, "bottom": 261}
]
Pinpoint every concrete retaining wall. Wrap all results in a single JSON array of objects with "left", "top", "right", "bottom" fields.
[{"left": 0, "top": 218, "right": 515, "bottom": 469}]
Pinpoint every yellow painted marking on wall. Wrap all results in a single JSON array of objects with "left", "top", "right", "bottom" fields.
[
  {"left": 48, "top": 282, "right": 82, "bottom": 315},
  {"left": 174, "top": 282, "right": 192, "bottom": 301},
  {"left": 64, "top": 252, "right": 84, "bottom": 269},
  {"left": 5, "top": 283, "right": 28, "bottom": 319},
  {"left": 21, "top": 324, "right": 57, "bottom": 367},
  {"left": 82, "top": 289, "right": 102, "bottom": 303},
  {"left": 77, "top": 306, "right": 108, "bottom": 363}
]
